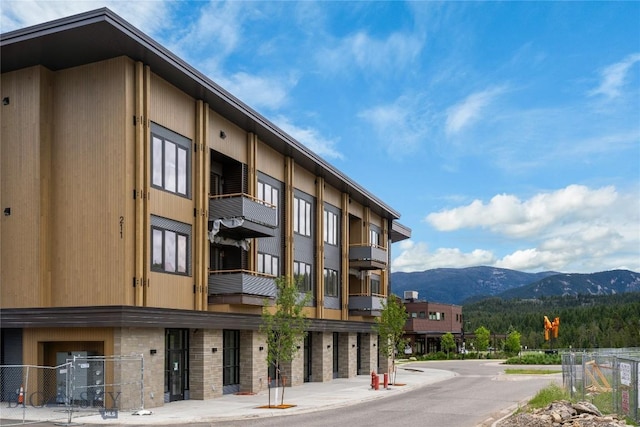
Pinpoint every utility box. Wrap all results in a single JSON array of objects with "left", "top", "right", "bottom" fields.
[
  {"left": 56, "top": 352, "right": 104, "bottom": 406},
  {"left": 404, "top": 291, "right": 418, "bottom": 301}
]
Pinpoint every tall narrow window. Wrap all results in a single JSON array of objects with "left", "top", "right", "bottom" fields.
[
  {"left": 324, "top": 268, "right": 338, "bottom": 297},
  {"left": 294, "top": 261, "right": 312, "bottom": 293},
  {"left": 294, "top": 197, "right": 311, "bottom": 237},
  {"left": 257, "top": 181, "right": 278, "bottom": 225},
  {"left": 370, "top": 274, "right": 381, "bottom": 295},
  {"left": 370, "top": 229, "right": 380, "bottom": 247},
  {"left": 324, "top": 210, "right": 337, "bottom": 245}
]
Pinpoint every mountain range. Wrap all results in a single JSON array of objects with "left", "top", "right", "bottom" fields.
[{"left": 390, "top": 267, "right": 640, "bottom": 305}]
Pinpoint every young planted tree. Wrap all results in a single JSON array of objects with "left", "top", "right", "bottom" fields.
[
  {"left": 260, "top": 276, "right": 310, "bottom": 406},
  {"left": 504, "top": 327, "right": 522, "bottom": 356},
  {"left": 440, "top": 332, "right": 456, "bottom": 359},
  {"left": 373, "top": 295, "right": 409, "bottom": 384},
  {"left": 474, "top": 326, "right": 491, "bottom": 353}
]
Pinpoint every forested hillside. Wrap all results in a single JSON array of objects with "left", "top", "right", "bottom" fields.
[{"left": 463, "top": 292, "right": 640, "bottom": 350}]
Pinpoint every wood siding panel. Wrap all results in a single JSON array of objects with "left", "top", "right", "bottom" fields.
[
  {"left": 23, "top": 328, "right": 114, "bottom": 366},
  {"left": 0, "top": 67, "right": 46, "bottom": 308},
  {"left": 49, "top": 57, "right": 132, "bottom": 307},
  {"left": 256, "top": 141, "right": 284, "bottom": 181},
  {"left": 323, "top": 184, "right": 342, "bottom": 208},
  {"left": 146, "top": 272, "right": 193, "bottom": 309},
  {"left": 146, "top": 71, "right": 198, "bottom": 310},
  {"left": 294, "top": 166, "right": 316, "bottom": 195},
  {"left": 149, "top": 74, "right": 195, "bottom": 140},
  {"left": 208, "top": 111, "right": 247, "bottom": 162}
]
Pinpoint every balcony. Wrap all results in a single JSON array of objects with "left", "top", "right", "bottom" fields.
[
  {"left": 209, "top": 194, "right": 277, "bottom": 239},
  {"left": 348, "top": 244, "right": 388, "bottom": 270},
  {"left": 348, "top": 294, "right": 385, "bottom": 316},
  {"left": 208, "top": 270, "right": 276, "bottom": 306}
]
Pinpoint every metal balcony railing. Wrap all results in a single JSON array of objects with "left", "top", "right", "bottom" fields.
[
  {"left": 209, "top": 194, "right": 277, "bottom": 239},
  {"left": 208, "top": 269, "right": 277, "bottom": 305},
  {"left": 348, "top": 244, "right": 388, "bottom": 270}
]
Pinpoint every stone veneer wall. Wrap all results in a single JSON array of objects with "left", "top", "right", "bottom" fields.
[
  {"left": 279, "top": 344, "right": 304, "bottom": 387},
  {"left": 358, "top": 333, "right": 378, "bottom": 375},
  {"left": 239, "top": 330, "right": 268, "bottom": 393},
  {"left": 310, "top": 332, "right": 333, "bottom": 382},
  {"left": 113, "top": 327, "right": 164, "bottom": 409},
  {"left": 189, "top": 329, "right": 222, "bottom": 400},
  {"left": 338, "top": 332, "right": 357, "bottom": 378}
]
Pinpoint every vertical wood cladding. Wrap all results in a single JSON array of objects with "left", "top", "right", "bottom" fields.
[{"left": 47, "top": 57, "right": 133, "bottom": 307}]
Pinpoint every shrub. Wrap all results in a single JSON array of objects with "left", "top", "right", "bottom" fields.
[{"left": 505, "top": 352, "right": 561, "bottom": 365}]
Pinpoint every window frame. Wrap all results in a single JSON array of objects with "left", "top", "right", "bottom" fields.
[
  {"left": 294, "top": 197, "right": 312, "bottom": 237},
  {"left": 151, "top": 216, "right": 191, "bottom": 276},
  {"left": 257, "top": 252, "right": 279, "bottom": 277},
  {"left": 151, "top": 123, "right": 192, "bottom": 199},
  {"left": 294, "top": 261, "right": 313, "bottom": 293},
  {"left": 324, "top": 268, "right": 338, "bottom": 297},
  {"left": 324, "top": 209, "right": 338, "bottom": 246},
  {"left": 257, "top": 180, "right": 279, "bottom": 225}
]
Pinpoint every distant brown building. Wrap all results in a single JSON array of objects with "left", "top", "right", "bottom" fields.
[{"left": 402, "top": 291, "right": 463, "bottom": 355}]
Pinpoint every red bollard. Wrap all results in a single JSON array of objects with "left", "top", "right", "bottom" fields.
[
  {"left": 371, "top": 371, "right": 376, "bottom": 389},
  {"left": 383, "top": 372, "right": 389, "bottom": 389},
  {"left": 374, "top": 373, "right": 379, "bottom": 390}
]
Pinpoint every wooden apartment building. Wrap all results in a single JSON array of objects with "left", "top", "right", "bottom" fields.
[{"left": 0, "top": 9, "right": 411, "bottom": 407}]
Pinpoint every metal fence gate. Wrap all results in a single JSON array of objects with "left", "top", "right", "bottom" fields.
[
  {"left": 1, "top": 354, "right": 144, "bottom": 425},
  {"left": 562, "top": 350, "right": 639, "bottom": 424}
]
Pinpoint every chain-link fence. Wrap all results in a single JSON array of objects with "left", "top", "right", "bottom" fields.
[
  {"left": 562, "top": 349, "right": 640, "bottom": 424},
  {"left": 0, "top": 354, "right": 144, "bottom": 426}
]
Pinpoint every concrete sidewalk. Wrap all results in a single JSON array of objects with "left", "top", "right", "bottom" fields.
[{"left": 71, "top": 366, "right": 455, "bottom": 425}]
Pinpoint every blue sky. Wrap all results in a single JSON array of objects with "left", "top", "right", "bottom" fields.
[{"left": 3, "top": 1, "right": 639, "bottom": 274}]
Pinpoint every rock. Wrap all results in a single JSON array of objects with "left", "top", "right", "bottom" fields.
[
  {"left": 573, "top": 401, "right": 603, "bottom": 417},
  {"left": 497, "top": 400, "right": 629, "bottom": 427}
]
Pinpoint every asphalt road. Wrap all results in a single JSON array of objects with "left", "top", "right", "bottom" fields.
[{"left": 214, "top": 360, "right": 561, "bottom": 427}]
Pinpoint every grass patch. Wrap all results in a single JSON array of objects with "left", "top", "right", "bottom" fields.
[
  {"left": 527, "top": 383, "right": 569, "bottom": 409},
  {"left": 505, "top": 368, "right": 562, "bottom": 375}
]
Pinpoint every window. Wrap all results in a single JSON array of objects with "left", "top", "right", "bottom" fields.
[
  {"left": 294, "top": 197, "right": 311, "bottom": 236},
  {"left": 151, "top": 216, "right": 191, "bottom": 275},
  {"left": 411, "top": 312, "right": 417, "bottom": 318},
  {"left": 370, "top": 229, "right": 380, "bottom": 247},
  {"left": 151, "top": 124, "right": 191, "bottom": 198},
  {"left": 294, "top": 261, "right": 312, "bottom": 293},
  {"left": 370, "top": 274, "right": 381, "bottom": 295},
  {"left": 324, "top": 268, "right": 338, "bottom": 297},
  {"left": 258, "top": 181, "right": 278, "bottom": 224},
  {"left": 419, "top": 311, "right": 426, "bottom": 319},
  {"left": 324, "top": 209, "right": 337, "bottom": 245},
  {"left": 257, "top": 253, "right": 279, "bottom": 276},
  {"left": 429, "top": 312, "right": 437, "bottom": 320}
]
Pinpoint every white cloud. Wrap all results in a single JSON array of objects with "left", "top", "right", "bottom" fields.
[
  {"left": 359, "top": 95, "right": 432, "bottom": 158},
  {"left": 1, "top": 1, "right": 170, "bottom": 35},
  {"left": 392, "top": 241, "right": 496, "bottom": 272},
  {"left": 445, "top": 86, "right": 505, "bottom": 135},
  {"left": 589, "top": 53, "right": 640, "bottom": 99},
  {"left": 392, "top": 185, "right": 640, "bottom": 273},
  {"left": 215, "top": 71, "right": 293, "bottom": 111},
  {"left": 273, "top": 116, "right": 343, "bottom": 160},
  {"left": 426, "top": 185, "right": 618, "bottom": 238},
  {"left": 317, "top": 30, "right": 423, "bottom": 74}
]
